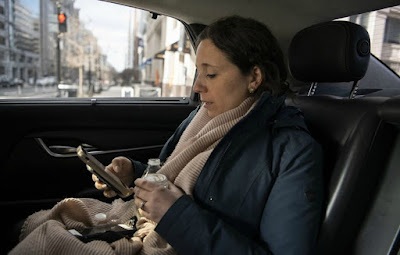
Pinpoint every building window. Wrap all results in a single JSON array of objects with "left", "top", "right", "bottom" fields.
[
  {"left": 0, "top": 6, "right": 4, "bottom": 15},
  {"left": 0, "top": 36, "right": 5, "bottom": 45},
  {"left": 0, "top": 66, "right": 5, "bottom": 75},
  {"left": 384, "top": 17, "right": 400, "bottom": 44},
  {"left": 0, "top": 22, "right": 4, "bottom": 30}
]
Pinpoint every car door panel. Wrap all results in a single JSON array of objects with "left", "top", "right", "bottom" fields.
[{"left": 0, "top": 99, "right": 197, "bottom": 252}]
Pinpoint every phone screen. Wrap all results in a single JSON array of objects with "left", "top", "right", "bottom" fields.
[{"left": 76, "top": 145, "right": 131, "bottom": 197}]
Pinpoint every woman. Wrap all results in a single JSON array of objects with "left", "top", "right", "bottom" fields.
[
  {"left": 103, "top": 15, "right": 323, "bottom": 254},
  {"left": 12, "top": 16, "right": 323, "bottom": 255}
]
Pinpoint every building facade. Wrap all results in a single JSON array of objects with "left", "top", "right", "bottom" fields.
[
  {"left": 141, "top": 14, "right": 196, "bottom": 97},
  {"left": 0, "top": 0, "right": 40, "bottom": 82}
]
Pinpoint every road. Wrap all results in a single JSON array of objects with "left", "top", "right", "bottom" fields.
[
  {"left": 0, "top": 85, "right": 59, "bottom": 98},
  {"left": 95, "top": 85, "right": 126, "bottom": 97},
  {"left": 0, "top": 84, "right": 127, "bottom": 99},
  {"left": 0, "top": 84, "right": 158, "bottom": 99}
]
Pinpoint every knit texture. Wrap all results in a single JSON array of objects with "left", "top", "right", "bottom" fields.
[
  {"left": 159, "top": 96, "right": 257, "bottom": 195},
  {"left": 10, "top": 96, "right": 257, "bottom": 255}
]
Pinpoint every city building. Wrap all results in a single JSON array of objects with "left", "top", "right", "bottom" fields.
[
  {"left": 59, "top": 0, "right": 115, "bottom": 95},
  {"left": 39, "top": 0, "right": 57, "bottom": 78},
  {"left": 13, "top": 1, "right": 40, "bottom": 81},
  {"left": 0, "top": 0, "right": 40, "bottom": 82},
  {"left": 142, "top": 14, "right": 196, "bottom": 97},
  {"left": 125, "top": 9, "right": 145, "bottom": 84}
]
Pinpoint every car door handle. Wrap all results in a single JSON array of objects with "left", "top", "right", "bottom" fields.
[
  {"left": 35, "top": 138, "right": 98, "bottom": 158},
  {"left": 48, "top": 145, "right": 97, "bottom": 154},
  {"left": 48, "top": 145, "right": 76, "bottom": 154},
  {"left": 35, "top": 138, "right": 164, "bottom": 158}
]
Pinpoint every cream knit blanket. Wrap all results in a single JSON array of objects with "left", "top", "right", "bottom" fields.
[{"left": 10, "top": 96, "right": 257, "bottom": 255}]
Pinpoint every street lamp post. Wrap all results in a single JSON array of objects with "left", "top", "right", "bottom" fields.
[{"left": 56, "top": 2, "right": 61, "bottom": 85}]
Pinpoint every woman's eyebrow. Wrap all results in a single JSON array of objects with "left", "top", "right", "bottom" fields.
[{"left": 196, "top": 63, "right": 218, "bottom": 68}]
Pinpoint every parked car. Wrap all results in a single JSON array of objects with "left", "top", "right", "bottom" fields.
[
  {"left": 10, "top": 78, "right": 23, "bottom": 87},
  {"left": 0, "top": 75, "right": 10, "bottom": 87},
  {"left": 36, "top": 76, "right": 57, "bottom": 87},
  {"left": 0, "top": 77, "right": 23, "bottom": 88},
  {"left": 1, "top": 0, "right": 400, "bottom": 254}
]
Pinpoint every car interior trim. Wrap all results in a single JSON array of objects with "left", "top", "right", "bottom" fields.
[{"left": 35, "top": 138, "right": 164, "bottom": 158}]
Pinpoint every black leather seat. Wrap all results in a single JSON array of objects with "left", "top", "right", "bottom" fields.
[
  {"left": 287, "top": 21, "right": 397, "bottom": 255},
  {"left": 347, "top": 96, "right": 400, "bottom": 255}
]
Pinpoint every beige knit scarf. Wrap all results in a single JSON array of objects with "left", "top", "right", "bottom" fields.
[
  {"left": 159, "top": 95, "right": 257, "bottom": 195},
  {"left": 10, "top": 96, "right": 257, "bottom": 255}
]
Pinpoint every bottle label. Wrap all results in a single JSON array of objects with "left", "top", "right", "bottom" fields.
[{"left": 144, "top": 173, "right": 167, "bottom": 184}]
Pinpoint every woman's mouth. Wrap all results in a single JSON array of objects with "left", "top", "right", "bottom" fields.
[{"left": 202, "top": 101, "right": 213, "bottom": 107}]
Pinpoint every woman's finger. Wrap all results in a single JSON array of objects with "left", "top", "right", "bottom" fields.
[
  {"left": 134, "top": 186, "right": 140, "bottom": 197},
  {"left": 134, "top": 178, "right": 161, "bottom": 190},
  {"left": 105, "top": 163, "right": 116, "bottom": 174},
  {"left": 134, "top": 187, "right": 151, "bottom": 201},
  {"left": 92, "top": 174, "right": 103, "bottom": 183},
  {"left": 134, "top": 196, "right": 146, "bottom": 208},
  {"left": 133, "top": 184, "right": 154, "bottom": 198},
  {"left": 94, "top": 181, "right": 106, "bottom": 190},
  {"left": 103, "top": 189, "right": 117, "bottom": 198},
  {"left": 139, "top": 208, "right": 150, "bottom": 219}
]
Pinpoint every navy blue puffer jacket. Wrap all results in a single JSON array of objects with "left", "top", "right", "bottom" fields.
[{"left": 133, "top": 92, "right": 324, "bottom": 255}]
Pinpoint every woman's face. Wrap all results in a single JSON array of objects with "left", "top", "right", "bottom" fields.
[{"left": 193, "top": 39, "right": 255, "bottom": 118}]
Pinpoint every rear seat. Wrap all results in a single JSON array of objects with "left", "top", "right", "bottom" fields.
[
  {"left": 350, "top": 97, "right": 400, "bottom": 255},
  {"left": 287, "top": 21, "right": 397, "bottom": 254}
]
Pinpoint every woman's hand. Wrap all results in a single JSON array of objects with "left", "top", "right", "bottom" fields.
[
  {"left": 92, "top": 156, "right": 134, "bottom": 198},
  {"left": 133, "top": 178, "right": 184, "bottom": 223}
]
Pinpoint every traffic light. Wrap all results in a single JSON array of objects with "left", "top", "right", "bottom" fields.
[{"left": 58, "top": 12, "right": 67, "bottom": 33}]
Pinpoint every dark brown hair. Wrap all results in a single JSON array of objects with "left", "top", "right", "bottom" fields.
[{"left": 197, "top": 15, "right": 291, "bottom": 96}]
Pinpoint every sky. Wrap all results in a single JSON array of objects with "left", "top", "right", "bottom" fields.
[
  {"left": 20, "top": 0, "right": 39, "bottom": 16},
  {"left": 74, "top": 0, "right": 132, "bottom": 72},
  {"left": 18, "top": 0, "right": 132, "bottom": 72}
]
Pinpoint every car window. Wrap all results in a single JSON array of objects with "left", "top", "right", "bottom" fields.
[
  {"left": 339, "top": 5, "right": 400, "bottom": 76},
  {"left": 0, "top": 0, "right": 196, "bottom": 99}
]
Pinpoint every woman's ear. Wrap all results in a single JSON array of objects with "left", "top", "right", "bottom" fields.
[{"left": 249, "top": 66, "right": 263, "bottom": 90}]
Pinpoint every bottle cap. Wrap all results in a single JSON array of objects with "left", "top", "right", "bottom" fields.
[{"left": 148, "top": 158, "right": 161, "bottom": 166}]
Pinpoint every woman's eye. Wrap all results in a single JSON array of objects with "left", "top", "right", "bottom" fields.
[{"left": 206, "top": 74, "right": 216, "bottom": 78}]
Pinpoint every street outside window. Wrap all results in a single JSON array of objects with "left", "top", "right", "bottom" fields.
[{"left": 0, "top": 0, "right": 196, "bottom": 99}]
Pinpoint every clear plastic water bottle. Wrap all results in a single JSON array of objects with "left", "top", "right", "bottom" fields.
[
  {"left": 142, "top": 158, "right": 168, "bottom": 188},
  {"left": 135, "top": 158, "right": 167, "bottom": 219},
  {"left": 142, "top": 158, "right": 161, "bottom": 177}
]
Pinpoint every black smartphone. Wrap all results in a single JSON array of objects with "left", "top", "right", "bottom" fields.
[
  {"left": 69, "top": 224, "right": 136, "bottom": 243},
  {"left": 76, "top": 145, "right": 131, "bottom": 197}
]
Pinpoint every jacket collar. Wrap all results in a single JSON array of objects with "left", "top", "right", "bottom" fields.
[{"left": 243, "top": 92, "right": 309, "bottom": 133}]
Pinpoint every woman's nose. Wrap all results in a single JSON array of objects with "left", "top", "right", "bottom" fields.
[
  {"left": 193, "top": 76, "right": 204, "bottom": 93},
  {"left": 193, "top": 77, "right": 201, "bottom": 93}
]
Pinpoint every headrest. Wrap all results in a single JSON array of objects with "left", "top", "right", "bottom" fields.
[{"left": 289, "top": 21, "right": 370, "bottom": 83}]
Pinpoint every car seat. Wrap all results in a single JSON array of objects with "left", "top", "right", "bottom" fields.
[{"left": 287, "top": 21, "right": 397, "bottom": 255}]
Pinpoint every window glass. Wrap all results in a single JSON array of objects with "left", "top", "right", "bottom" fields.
[
  {"left": 339, "top": 5, "right": 400, "bottom": 76},
  {"left": 0, "top": 0, "right": 195, "bottom": 99}
]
